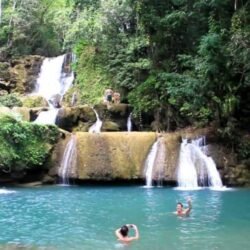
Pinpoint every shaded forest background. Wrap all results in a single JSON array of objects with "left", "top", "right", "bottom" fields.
[{"left": 0, "top": 0, "right": 249, "bottom": 134}]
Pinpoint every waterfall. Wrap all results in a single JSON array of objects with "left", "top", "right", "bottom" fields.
[
  {"left": 144, "top": 140, "right": 159, "bottom": 187},
  {"left": 154, "top": 137, "right": 166, "bottom": 187},
  {"left": 177, "top": 139, "right": 199, "bottom": 189},
  {"left": 34, "top": 109, "right": 59, "bottom": 124},
  {"left": 176, "top": 137, "right": 223, "bottom": 190},
  {"left": 71, "top": 92, "right": 77, "bottom": 106},
  {"left": 58, "top": 135, "right": 77, "bottom": 185},
  {"left": 89, "top": 109, "right": 102, "bottom": 133},
  {"left": 206, "top": 157, "right": 223, "bottom": 187},
  {"left": 127, "top": 113, "right": 132, "bottom": 132},
  {"left": 33, "top": 54, "right": 74, "bottom": 125}
]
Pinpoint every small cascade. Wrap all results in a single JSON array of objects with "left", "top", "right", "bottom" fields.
[
  {"left": 58, "top": 135, "right": 77, "bottom": 185},
  {"left": 127, "top": 113, "right": 132, "bottom": 132},
  {"left": 154, "top": 137, "right": 166, "bottom": 187},
  {"left": 144, "top": 140, "right": 159, "bottom": 187},
  {"left": 71, "top": 92, "right": 77, "bottom": 106},
  {"left": 34, "top": 109, "right": 59, "bottom": 125},
  {"left": 89, "top": 109, "right": 102, "bottom": 133},
  {"left": 33, "top": 54, "right": 74, "bottom": 125},
  {"left": 177, "top": 137, "right": 223, "bottom": 189}
]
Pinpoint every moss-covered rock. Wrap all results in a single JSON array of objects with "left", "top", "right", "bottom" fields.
[
  {"left": 21, "top": 95, "right": 48, "bottom": 108},
  {"left": 102, "top": 121, "right": 120, "bottom": 131},
  {"left": 56, "top": 105, "right": 96, "bottom": 131},
  {"left": 51, "top": 132, "right": 157, "bottom": 180}
]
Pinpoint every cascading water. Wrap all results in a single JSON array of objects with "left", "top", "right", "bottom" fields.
[
  {"left": 154, "top": 137, "right": 166, "bottom": 187},
  {"left": 58, "top": 134, "right": 77, "bottom": 185},
  {"left": 177, "top": 137, "right": 223, "bottom": 190},
  {"left": 33, "top": 54, "right": 74, "bottom": 125},
  {"left": 206, "top": 157, "right": 223, "bottom": 187},
  {"left": 177, "top": 139, "right": 199, "bottom": 189},
  {"left": 89, "top": 109, "right": 102, "bottom": 133},
  {"left": 127, "top": 113, "right": 132, "bottom": 132},
  {"left": 144, "top": 140, "right": 159, "bottom": 187}
]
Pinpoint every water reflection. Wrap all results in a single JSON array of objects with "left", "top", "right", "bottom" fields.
[{"left": 174, "top": 190, "right": 223, "bottom": 250}]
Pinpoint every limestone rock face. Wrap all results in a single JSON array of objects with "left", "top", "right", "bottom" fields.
[
  {"left": 52, "top": 132, "right": 156, "bottom": 180},
  {"left": 97, "top": 103, "right": 131, "bottom": 131},
  {"left": 0, "top": 56, "right": 44, "bottom": 94},
  {"left": 47, "top": 127, "right": 250, "bottom": 186},
  {"left": 55, "top": 103, "right": 131, "bottom": 132},
  {"left": 56, "top": 105, "right": 96, "bottom": 131}
]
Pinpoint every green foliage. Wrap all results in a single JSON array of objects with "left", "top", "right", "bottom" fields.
[
  {"left": 0, "top": 94, "right": 22, "bottom": 108},
  {"left": 0, "top": 115, "right": 60, "bottom": 172},
  {"left": 0, "top": 0, "right": 72, "bottom": 57},
  {"left": 1, "top": 0, "right": 249, "bottom": 132},
  {"left": 73, "top": 42, "right": 110, "bottom": 105},
  {"left": 237, "top": 140, "right": 250, "bottom": 161}
]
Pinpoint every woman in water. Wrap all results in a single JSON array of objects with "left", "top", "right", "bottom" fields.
[{"left": 115, "top": 224, "right": 139, "bottom": 243}]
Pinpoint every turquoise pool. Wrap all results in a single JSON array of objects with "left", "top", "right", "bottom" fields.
[{"left": 0, "top": 186, "right": 249, "bottom": 250}]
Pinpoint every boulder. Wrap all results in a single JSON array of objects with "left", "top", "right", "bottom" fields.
[
  {"left": 21, "top": 95, "right": 48, "bottom": 108},
  {"left": 102, "top": 121, "right": 120, "bottom": 131},
  {"left": 56, "top": 105, "right": 96, "bottom": 131},
  {"left": 12, "top": 107, "right": 31, "bottom": 121}
]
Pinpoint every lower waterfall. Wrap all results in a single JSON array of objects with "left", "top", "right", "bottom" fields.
[
  {"left": 176, "top": 137, "right": 224, "bottom": 190},
  {"left": 58, "top": 135, "right": 77, "bottom": 185}
]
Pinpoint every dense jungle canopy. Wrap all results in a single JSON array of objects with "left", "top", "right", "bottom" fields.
[{"left": 0, "top": 0, "right": 249, "bottom": 134}]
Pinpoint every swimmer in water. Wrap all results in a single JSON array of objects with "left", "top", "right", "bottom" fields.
[
  {"left": 115, "top": 224, "right": 139, "bottom": 244},
  {"left": 174, "top": 197, "right": 192, "bottom": 216}
]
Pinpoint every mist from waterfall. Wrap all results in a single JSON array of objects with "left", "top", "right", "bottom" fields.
[
  {"left": 89, "top": 109, "right": 102, "bottom": 133},
  {"left": 33, "top": 54, "right": 74, "bottom": 125},
  {"left": 127, "top": 113, "right": 132, "bottom": 132},
  {"left": 177, "top": 137, "right": 223, "bottom": 190},
  {"left": 58, "top": 135, "right": 77, "bottom": 185},
  {"left": 144, "top": 139, "right": 159, "bottom": 187}
]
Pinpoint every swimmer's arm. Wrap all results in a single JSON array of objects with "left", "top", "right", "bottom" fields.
[
  {"left": 185, "top": 198, "right": 192, "bottom": 215},
  {"left": 128, "top": 224, "right": 139, "bottom": 241},
  {"left": 115, "top": 228, "right": 124, "bottom": 241}
]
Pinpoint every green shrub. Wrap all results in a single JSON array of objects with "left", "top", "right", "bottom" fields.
[
  {"left": 0, "top": 114, "right": 60, "bottom": 172},
  {"left": 0, "top": 94, "right": 23, "bottom": 108}
]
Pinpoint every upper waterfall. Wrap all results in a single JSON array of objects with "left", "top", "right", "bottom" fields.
[
  {"left": 33, "top": 54, "right": 74, "bottom": 125},
  {"left": 35, "top": 54, "right": 74, "bottom": 102},
  {"left": 176, "top": 137, "right": 223, "bottom": 190}
]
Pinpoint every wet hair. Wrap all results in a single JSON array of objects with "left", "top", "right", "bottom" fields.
[
  {"left": 177, "top": 202, "right": 183, "bottom": 207},
  {"left": 120, "top": 225, "right": 129, "bottom": 237}
]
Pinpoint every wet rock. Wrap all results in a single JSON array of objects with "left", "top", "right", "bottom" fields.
[{"left": 21, "top": 95, "right": 48, "bottom": 108}]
